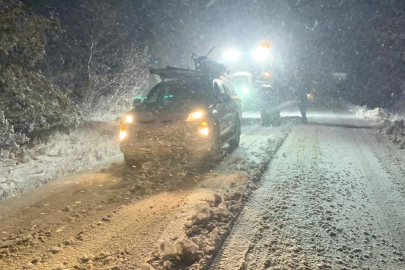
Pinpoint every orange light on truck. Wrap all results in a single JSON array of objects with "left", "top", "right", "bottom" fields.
[{"left": 261, "top": 42, "right": 272, "bottom": 50}]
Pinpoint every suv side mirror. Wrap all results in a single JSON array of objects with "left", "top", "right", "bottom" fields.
[{"left": 218, "top": 94, "right": 230, "bottom": 103}]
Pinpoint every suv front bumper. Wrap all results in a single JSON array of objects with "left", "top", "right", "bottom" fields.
[{"left": 119, "top": 121, "right": 212, "bottom": 159}]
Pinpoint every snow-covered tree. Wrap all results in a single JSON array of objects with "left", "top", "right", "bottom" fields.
[{"left": 0, "top": 0, "right": 81, "bottom": 159}]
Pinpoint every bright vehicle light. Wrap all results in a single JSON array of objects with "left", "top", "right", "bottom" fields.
[
  {"left": 119, "top": 130, "right": 126, "bottom": 140},
  {"left": 307, "top": 93, "right": 314, "bottom": 100},
  {"left": 125, "top": 115, "right": 134, "bottom": 123},
  {"left": 201, "top": 121, "right": 208, "bottom": 127},
  {"left": 224, "top": 49, "right": 241, "bottom": 61},
  {"left": 199, "top": 127, "right": 209, "bottom": 136},
  {"left": 264, "top": 71, "right": 271, "bottom": 78},
  {"left": 251, "top": 48, "right": 270, "bottom": 61},
  {"left": 187, "top": 111, "right": 203, "bottom": 120},
  {"left": 241, "top": 87, "right": 249, "bottom": 94},
  {"left": 192, "top": 111, "right": 203, "bottom": 119}
]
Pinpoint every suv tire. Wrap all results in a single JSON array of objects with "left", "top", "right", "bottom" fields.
[
  {"left": 229, "top": 116, "right": 241, "bottom": 149},
  {"left": 209, "top": 123, "right": 221, "bottom": 160}
]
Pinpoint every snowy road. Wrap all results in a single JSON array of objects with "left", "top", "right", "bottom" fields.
[
  {"left": 211, "top": 118, "right": 405, "bottom": 269},
  {"left": 1, "top": 112, "right": 404, "bottom": 270},
  {"left": 0, "top": 118, "right": 290, "bottom": 269}
]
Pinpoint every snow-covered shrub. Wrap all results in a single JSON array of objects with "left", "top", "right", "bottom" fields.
[
  {"left": 0, "top": 66, "right": 82, "bottom": 139},
  {"left": 0, "top": 110, "right": 29, "bottom": 161},
  {"left": 0, "top": 0, "right": 82, "bottom": 147}
]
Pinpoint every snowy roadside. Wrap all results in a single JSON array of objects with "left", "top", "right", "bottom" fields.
[
  {"left": 347, "top": 103, "right": 405, "bottom": 148},
  {"left": 134, "top": 122, "right": 295, "bottom": 270},
  {"left": 0, "top": 121, "right": 121, "bottom": 201}
]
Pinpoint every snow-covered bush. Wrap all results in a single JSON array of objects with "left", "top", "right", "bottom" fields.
[
  {"left": 0, "top": 0, "right": 82, "bottom": 151},
  {"left": 0, "top": 110, "right": 29, "bottom": 161},
  {"left": 0, "top": 66, "right": 82, "bottom": 138}
]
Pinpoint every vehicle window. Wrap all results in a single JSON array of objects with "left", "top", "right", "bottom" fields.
[
  {"left": 224, "top": 82, "right": 236, "bottom": 95},
  {"left": 145, "top": 80, "right": 208, "bottom": 105},
  {"left": 214, "top": 81, "right": 227, "bottom": 96}
]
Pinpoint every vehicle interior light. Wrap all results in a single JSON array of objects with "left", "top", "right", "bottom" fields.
[
  {"left": 200, "top": 127, "right": 209, "bottom": 136},
  {"left": 119, "top": 130, "right": 126, "bottom": 140},
  {"left": 125, "top": 115, "right": 134, "bottom": 123}
]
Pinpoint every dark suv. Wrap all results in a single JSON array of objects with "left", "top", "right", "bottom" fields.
[{"left": 119, "top": 76, "right": 242, "bottom": 167}]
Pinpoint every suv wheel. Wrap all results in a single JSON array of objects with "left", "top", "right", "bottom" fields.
[
  {"left": 209, "top": 123, "right": 221, "bottom": 160},
  {"left": 229, "top": 117, "right": 241, "bottom": 149}
]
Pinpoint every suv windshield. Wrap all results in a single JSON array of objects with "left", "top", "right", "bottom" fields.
[{"left": 145, "top": 80, "right": 210, "bottom": 105}]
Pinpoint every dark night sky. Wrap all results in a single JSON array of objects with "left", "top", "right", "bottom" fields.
[{"left": 25, "top": 0, "right": 405, "bottom": 108}]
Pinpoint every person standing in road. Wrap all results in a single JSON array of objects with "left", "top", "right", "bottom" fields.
[{"left": 293, "top": 73, "right": 309, "bottom": 123}]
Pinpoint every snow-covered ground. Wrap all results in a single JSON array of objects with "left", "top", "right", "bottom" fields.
[
  {"left": 0, "top": 121, "right": 121, "bottom": 201},
  {"left": 1, "top": 97, "right": 381, "bottom": 203},
  {"left": 211, "top": 123, "right": 405, "bottom": 270},
  {"left": 1, "top": 109, "right": 405, "bottom": 270},
  {"left": 0, "top": 120, "right": 294, "bottom": 270}
]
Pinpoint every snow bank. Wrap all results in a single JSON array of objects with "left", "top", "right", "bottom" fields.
[
  {"left": 346, "top": 102, "right": 405, "bottom": 148},
  {"left": 0, "top": 121, "right": 120, "bottom": 201}
]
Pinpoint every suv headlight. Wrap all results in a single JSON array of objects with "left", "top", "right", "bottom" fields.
[
  {"left": 186, "top": 110, "right": 203, "bottom": 121},
  {"left": 125, "top": 115, "right": 134, "bottom": 123}
]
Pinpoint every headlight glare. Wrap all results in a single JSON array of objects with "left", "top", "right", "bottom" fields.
[
  {"left": 119, "top": 130, "right": 126, "bottom": 140},
  {"left": 224, "top": 49, "right": 241, "bottom": 61},
  {"left": 192, "top": 111, "right": 203, "bottom": 119},
  {"left": 125, "top": 115, "right": 134, "bottom": 123},
  {"left": 251, "top": 48, "right": 270, "bottom": 61},
  {"left": 199, "top": 127, "right": 209, "bottom": 136},
  {"left": 187, "top": 110, "right": 204, "bottom": 121}
]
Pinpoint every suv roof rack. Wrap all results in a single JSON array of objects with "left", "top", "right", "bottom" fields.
[{"left": 150, "top": 66, "right": 207, "bottom": 80}]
